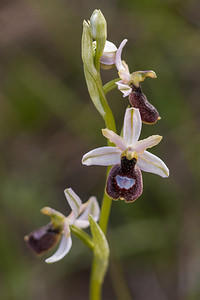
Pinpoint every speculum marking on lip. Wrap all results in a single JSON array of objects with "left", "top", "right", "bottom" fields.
[{"left": 115, "top": 175, "right": 135, "bottom": 190}]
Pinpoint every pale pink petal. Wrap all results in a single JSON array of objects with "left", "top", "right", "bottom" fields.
[
  {"left": 115, "top": 81, "right": 132, "bottom": 97},
  {"left": 82, "top": 146, "right": 121, "bottom": 166},
  {"left": 75, "top": 196, "right": 100, "bottom": 228},
  {"left": 45, "top": 234, "right": 72, "bottom": 263},
  {"left": 102, "top": 129, "right": 127, "bottom": 151},
  {"left": 123, "top": 108, "right": 142, "bottom": 146},
  {"left": 115, "top": 39, "right": 128, "bottom": 71},
  {"left": 64, "top": 188, "right": 82, "bottom": 219},
  {"left": 137, "top": 150, "right": 169, "bottom": 178},
  {"left": 134, "top": 135, "right": 162, "bottom": 153}
]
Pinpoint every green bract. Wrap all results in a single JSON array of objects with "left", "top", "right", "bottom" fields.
[{"left": 89, "top": 215, "right": 109, "bottom": 293}]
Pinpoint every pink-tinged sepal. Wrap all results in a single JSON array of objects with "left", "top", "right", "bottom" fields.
[
  {"left": 129, "top": 85, "right": 160, "bottom": 124},
  {"left": 24, "top": 223, "right": 61, "bottom": 255},
  {"left": 106, "top": 156, "right": 143, "bottom": 203}
]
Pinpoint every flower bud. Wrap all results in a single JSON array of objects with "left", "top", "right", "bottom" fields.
[
  {"left": 90, "top": 9, "right": 107, "bottom": 58},
  {"left": 129, "top": 85, "right": 160, "bottom": 124},
  {"left": 106, "top": 156, "right": 143, "bottom": 202},
  {"left": 24, "top": 223, "right": 61, "bottom": 255},
  {"left": 93, "top": 40, "right": 117, "bottom": 70},
  {"left": 90, "top": 9, "right": 107, "bottom": 40}
]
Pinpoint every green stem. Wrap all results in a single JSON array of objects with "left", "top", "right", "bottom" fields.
[
  {"left": 88, "top": 40, "right": 117, "bottom": 300},
  {"left": 90, "top": 258, "right": 102, "bottom": 300},
  {"left": 96, "top": 75, "right": 116, "bottom": 132},
  {"left": 82, "top": 19, "right": 118, "bottom": 300},
  {"left": 90, "top": 178, "right": 113, "bottom": 300},
  {"left": 90, "top": 151, "right": 115, "bottom": 300},
  {"left": 103, "top": 78, "right": 120, "bottom": 95},
  {"left": 70, "top": 225, "right": 94, "bottom": 250},
  {"left": 88, "top": 74, "right": 116, "bottom": 298}
]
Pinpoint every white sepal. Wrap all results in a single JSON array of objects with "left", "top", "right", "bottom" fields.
[
  {"left": 45, "top": 234, "right": 72, "bottom": 264},
  {"left": 82, "top": 146, "right": 121, "bottom": 166},
  {"left": 102, "top": 129, "right": 127, "bottom": 151},
  {"left": 64, "top": 188, "right": 82, "bottom": 219},
  {"left": 137, "top": 150, "right": 169, "bottom": 178},
  {"left": 123, "top": 108, "right": 141, "bottom": 146}
]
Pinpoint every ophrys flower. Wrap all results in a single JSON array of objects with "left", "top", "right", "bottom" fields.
[
  {"left": 25, "top": 188, "right": 100, "bottom": 263},
  {"left": 82, "top": 108, "right": 169, "bottom": 202},
  {"left": 115, "top": 39, "right": 160, "bottom": 124}
]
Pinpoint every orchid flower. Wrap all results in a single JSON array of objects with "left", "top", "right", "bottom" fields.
[
  {"left": 25, "top": 188, "right": 100, "bottom": 263},
  {"left": 82, "top": 108, "right": 169, "bottom": 202},
  {"left": 115, "top": 40, "right": 160, "bottom": 124}
]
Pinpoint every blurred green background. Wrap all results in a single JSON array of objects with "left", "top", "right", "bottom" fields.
[{"left": 0, "top": 0, "right": 200, "bottom": 299}]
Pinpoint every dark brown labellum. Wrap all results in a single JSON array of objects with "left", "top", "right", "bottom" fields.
[
  {"left": 25, "top": 222, "right": 61, "bottom": 255},
  {"left": 129, "top": 85, "right": 160, "bottom": 124},
  {"left": 106, "top": 156, "right": 143, "bottom": 202}
]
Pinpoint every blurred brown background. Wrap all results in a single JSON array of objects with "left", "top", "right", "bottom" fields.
[{"left": 0, "top": 0, "right": 200, "bottom": 299}]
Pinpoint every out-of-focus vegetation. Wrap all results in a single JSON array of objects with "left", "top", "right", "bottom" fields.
[{"left": 0, "top": 0, "right": 200, "bottom": 299}]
